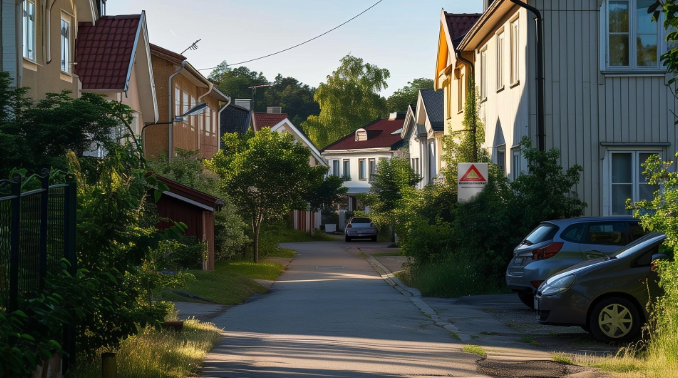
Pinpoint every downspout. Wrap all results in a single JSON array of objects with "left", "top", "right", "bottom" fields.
[
  {"left": 455, "top": 50, "right": 478, "bottom": 162},
  {"left": 46, "top": 0, "right": 57, "bottom": 64},
  {"left": 509, "top": 0, "right": 545, "bottom": 151},
  {"left": 168, "top": 60, "right": 187, "bottom": 162},
  {"left": 216, "top": 96, "right": 232, "bottom": 152},
  {"left": 197, "top": 81, "right": 214, "bottom": 151}
]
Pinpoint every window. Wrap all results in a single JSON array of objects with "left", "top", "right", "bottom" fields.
[
  {"left": 414, "top": 158, "right": 420, "bottom": 175},
  {"left": 510, "top": 18, "right": 519, "bottom": 84},
  {"left": 369, "top": 158, "right": 376, "bottom": 178},
  {"left": 61, "top": 18, "right": 71, "bottom": 72},
  {"left": 584, "top": 222, "right": 629, "bottom": 246},
  {"left": 189, "top": 95, "right": 196, "bottom": 125},
  {"left": 446, "top": 82, "right": 452, "bottom": 119},
  {"left": 182, "top": 91, "right": 189, "bottom": 118},
  {"left": 497, "top": 31, "right": 505, "bottom": 90},
  {"left": 23, "top": 0, "right": 36, "bottom": 60},
  {"left": 174, "top": 85, "right": 181, "bottom": 119},
  {"left": 332, "top": 160, "right": 340, "bottom": 176},
  {"left": 512, "top": 149, "right": 521, "bottom": 180},
  {"left": 480, "top": 48, "right": 487, "bottom": 100},
  {"left": 561, "top": 223, "right": 588, "bottom": 243},
  {"left": 204, "top": 107, "right": 211, "bottom": 135},
  {"left": 343, "top": 159, "right": 351, "bottom": 179},
  {"left": 458, "top": 74, "right": 464, "bottom": 112},
  {"left": 359, "top": 159, "right": 366, "bottom": 180},
  {"left": 212, "top": 109, "right": 218, "bottom": 135},
  {"left": 605, "top": 0, "right": 662, "bottom": 70},
  {"left": 429, "top": 142, "right": 437, "bottom": 183},
  {"left": 610, "top": 151, "right": 660, "bottom": 215},
  {"left": 496, "top": 146, "right": 506, "bottom": 173}
]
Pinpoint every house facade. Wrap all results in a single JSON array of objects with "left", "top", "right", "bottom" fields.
[
  {"left": 402, "top": 89, "right": 445, "bottom": 188},
  {"left": 1, "top": 0, "right": 104, "bottom": 98},
  {"left": 145, "top": 44, "right": 229, "bottom": 160},
  {"left": 321, "top": 113, "right": 406, "bottom": 210},
  {"left": 446, "top": 0, "right": 677, "bottom": 216}
]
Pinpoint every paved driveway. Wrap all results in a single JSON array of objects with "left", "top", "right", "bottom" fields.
[{"left": 201, "top": 241, "right": 483, "bottom": 377}]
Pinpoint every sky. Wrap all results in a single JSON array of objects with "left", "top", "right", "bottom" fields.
[{"left": 107, "top": 0, "right": 483, "bottom": 98}]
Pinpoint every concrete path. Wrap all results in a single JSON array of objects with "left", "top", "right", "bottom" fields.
[{"left": 201, "top": 241, "right": 484, "bottom": 378}]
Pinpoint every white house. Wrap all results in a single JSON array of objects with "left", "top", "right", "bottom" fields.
[
  {"left": 321, "top": 113, "right": 406, "bottom": 210},
  {"left": 443, "top": 0, "right": 677, "bottom": 216},
  {"left": 402, "top": 89, "right": 445, "bottom": 188}
]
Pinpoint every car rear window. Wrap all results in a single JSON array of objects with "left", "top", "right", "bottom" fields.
[
  {"left": 351, "top": 218, "right": 372, "bottom": 223},
  {"left": 524, "top": 223, "right": 559, "bottom": 244},
  {"left": 629, "top": 222, "right": 647, "bottom": 241}
]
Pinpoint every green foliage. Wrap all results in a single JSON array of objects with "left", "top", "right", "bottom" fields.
[
  {"left": 151, "top": 237, "right": 206, "bottom": 270},
  {"left": 0, "top": 71, "right": 134, "bottom": 178},
  {"left": 208, "top": 62, "right": 319, "bottom": 125},
  {"left": 302, "top": 55, "right": 390, "bottom": 148},
  {"left": 386, "top": 78, "right": 434, "bottom": 112},
  {"left": 207, "top": 128, "right": 344, "bottom": 262}
]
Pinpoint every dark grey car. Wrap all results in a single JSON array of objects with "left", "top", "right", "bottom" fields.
[
  {"left": 534, "top": 233, "right": 666, "bottom": 343},
  {"left": 345, "top": 217, "right": 378, "bottom": 242},
  {"left": 506, "top": 217, "right": 645, "bottom": 308}
]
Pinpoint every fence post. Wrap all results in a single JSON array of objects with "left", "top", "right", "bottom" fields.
[
  {"left": 62, "top": 173, "right": 77, "bottom": 373},
  {"left": 9, "top": 173, "right": 21, "bottom": 312},
  {"left": 39, "top": 169, "right": 49, "bottom": 290}
]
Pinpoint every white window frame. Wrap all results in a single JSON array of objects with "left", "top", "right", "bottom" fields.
[
  {"left": 496, "top": 29, "right": 505, "bottom": 91},
  {"left": 60, "top": 17, "right": 71, "bottom": 73},
  {"left": 607, "top": 150, "right": 661, "bottom": 215},
  {"left": 359, "top": 159, "right": 367, "bottom": 180},
  {"left": 332, "top": 160, "right": 340, "bottom": 176},
  {"left": 496, "top": 145, "right": 506, "bottom": 173},
  {"left": 457, "top": 73, "right": 464, "bottom": 113},
  {"left": 511, "top": 148, "right": 522, "bottom": 180},
  {"left": 510, "top": 17, "right": 520, "bottom": 86},
  {"left": 368, "top": 158, "right": 376, "bottom": 179},
  {"left": 174, "top": 85, "right": 181, "bottom": 119},
  {"left": 480, "top": 47, "right": 488, "bottom": 101},
  {"left": 601, "top": 0, "right": 667, "bottom": 72},
  {"left": 343, "top": 159, "right": 351, "bottom": 179},
  {"left": 23, "top": 0, "right": 36, "bottom": 61}
]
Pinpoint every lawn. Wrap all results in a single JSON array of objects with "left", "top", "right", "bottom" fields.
[{"left": 161, "top": 259, "right": 286, "bottom": 305}]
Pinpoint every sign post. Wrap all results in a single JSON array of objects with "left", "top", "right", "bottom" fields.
[{"left": 457, "top": 163, "right": 488, "bottom": 202}]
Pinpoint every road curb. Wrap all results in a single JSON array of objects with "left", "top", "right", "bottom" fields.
[{"left": 366, "top": 255, "right": 471, "bottom": 342}]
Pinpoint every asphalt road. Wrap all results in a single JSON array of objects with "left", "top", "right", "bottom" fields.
[{"left": 201, "top": 241, "right": 484, "bottom": 378}]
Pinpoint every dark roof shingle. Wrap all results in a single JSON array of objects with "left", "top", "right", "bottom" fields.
[
  {"left": 75, "top": 15, "right": 141, "bottom": 90},
  {"left": 322, "top": 118, "right": 405, "bottom": 151},
  {"left": 220, "top": 104, "right": 251, "bottom": 142},
  {"left": 420, "top": 89, "right": 445, "bottom": 132},
  {"left": 445, "top": 13, "right": 481, "bottom": 47}
]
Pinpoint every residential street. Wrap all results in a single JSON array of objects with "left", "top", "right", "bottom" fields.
[{"left": 201, "top": 240, "right": 482, "bottom": 377}]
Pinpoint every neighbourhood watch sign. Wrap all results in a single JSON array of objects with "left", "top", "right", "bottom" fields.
[{"left": 457, "top": 163, "right": 488, "bottom": 202}]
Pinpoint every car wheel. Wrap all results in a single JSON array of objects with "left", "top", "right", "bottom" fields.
[
  {"left": 345, "top": 236, "right": 351, "bottom": 242},
  {"left": 516, "top": 291, "right": 535, "bottom": 309},
  {"left": 371, "top": 236, "right": 377, "bottom": 242},
  {"left": 589, "top": 297, "right": 642, "bottom": 343},
  {"left": 581, "top": 325, "right": 591, "bottom": 333}
]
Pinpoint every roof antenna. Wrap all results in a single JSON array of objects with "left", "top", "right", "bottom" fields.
[{"left": 180, "top": 39, "right": 201, "bottom": 55}]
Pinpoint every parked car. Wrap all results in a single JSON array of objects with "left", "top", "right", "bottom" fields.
[
  {"left": 534, "top": 233, "right": 667, "bottom": 342},
  {"left": 506, "top": 217, "right": 646, "bottom": 308},
  {"left": 345, "top": 217, "right": 378, "bottom": 242}
]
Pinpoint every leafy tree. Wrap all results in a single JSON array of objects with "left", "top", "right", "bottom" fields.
[
  {"left": 386, "top": 78, "right": 434, "bottom": 112},
  {"left": 207, "top": 128, "right": 344, "bottom": 262},
  {"left": 263, "top": 74, "right": 320, "bottom": 125},
  {"left": 302, "top": 55, "right": 390, "bottom": 149},
  {"left": 208, "top": 61, "right": 268, "bottom": 105}
]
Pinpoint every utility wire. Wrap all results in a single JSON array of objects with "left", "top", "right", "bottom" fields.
[{"left": 197, "top": 0, "right": 383, "bottom": 71}]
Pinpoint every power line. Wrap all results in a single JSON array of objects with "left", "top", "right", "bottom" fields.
[{"left": 197, "top": 0, "right": 383, "bottom": 71}]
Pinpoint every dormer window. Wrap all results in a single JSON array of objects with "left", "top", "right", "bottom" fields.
[{"left": 355, "top": 128, "right": 367, "bottom": 142}]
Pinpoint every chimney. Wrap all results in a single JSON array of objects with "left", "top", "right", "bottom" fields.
[
  {"left": 483, "top": 0, "right": 495, "bottom": 11},
  {"left": 267, "top": 106, "right": 282, "bottom": 114},
  {"left": 234, "top": 99, "right": 252, "bottom": 110},
  {"left": 389, "top": 112, "right": 406, "bottom": 120},
  {"left": 355, "top": 128, "right": 367, "bottom": 142}
]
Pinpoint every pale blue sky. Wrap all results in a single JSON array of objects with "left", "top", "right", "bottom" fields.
[{"left": 108, "top": 1, "right": 483, "bottom": 97}]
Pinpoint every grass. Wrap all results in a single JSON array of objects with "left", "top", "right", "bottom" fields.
[
  {"left": 450, "top": 331, "right": 461, "bottom": 341},
  {"left": 463, "top": 344, "right": 487, "bottom": 357},
  {"left": 552, "top": 353, "right": 573, "bottom": 365},
  {"left": 268, "top": 248, "right": 296, "bottom": 258},
  {"left": 396, "top": 259, "right": 510, "bottom": 297},
  {"left": 70, "top": 319, "right": 221, "bottom": 378},
  {"left": 161, "top": 260, "right": 285, "bottom": 305},
  {"left": 517, "top": 335, "right": 539, "bottom": 345},
  {"left": 371, "top": 252, "right": 405, "bottom": 257}
]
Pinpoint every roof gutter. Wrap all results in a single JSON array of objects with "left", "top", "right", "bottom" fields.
[
  {"left": 509, "top": 0, "right": 545, "bottom": 151},
  {"left": 168, "top": 60, "right": 187, "bottom": 162}
]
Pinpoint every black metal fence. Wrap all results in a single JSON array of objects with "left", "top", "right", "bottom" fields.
[{"left": 0, "top": 169, "right": 77, "bottom": 369}]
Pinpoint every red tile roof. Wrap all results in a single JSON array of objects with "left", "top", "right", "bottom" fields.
[
  {"left": 252, "top": 112, "right": 288, "bottom": 131},
  {"left": 150, "top": 43, "right": 186, "bottom": 64},
  {"left": 445, "top": 13, "right": 481, "bottom": 43},
  {"left": 75, "top": 15, "right": 141, "bottom": 90},
  {"left": 322, "top": 118, "right": 405, "bottom": 151}
]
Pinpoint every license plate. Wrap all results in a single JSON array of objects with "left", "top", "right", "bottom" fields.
[
  {"left": 514, "top": 257, "right": 524, "bottom": 265},
  {"left": 534, "top": 298, "right": 540, "bottom": 320}
]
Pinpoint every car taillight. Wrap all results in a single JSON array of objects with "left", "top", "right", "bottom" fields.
[
  {"left": 532, "top": 242, "right": 564, "bottom": 261},
  {"left": 346, "top": 224, "right": 352, "bottom": 228}
]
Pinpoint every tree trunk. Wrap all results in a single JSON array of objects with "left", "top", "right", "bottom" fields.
[{"left": 253, "top": 223, "right": 260, "bottom": 263}]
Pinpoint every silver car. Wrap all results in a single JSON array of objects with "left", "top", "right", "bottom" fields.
[
  {"left": 506, "top": 217, "right": 645, "bottom": 308},
  {"left": 345, "top": 217, "right": 378, "bottom": 242}
]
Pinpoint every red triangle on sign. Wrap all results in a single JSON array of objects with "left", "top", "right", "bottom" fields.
[{"left": 459, "top": 165, "right": 486, "bottom": 182}]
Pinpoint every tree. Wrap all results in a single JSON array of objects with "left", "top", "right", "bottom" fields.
[
  {"left": 208, "top": 61, "right": 268, "bottom": 106},
  {"left": 206, "top": 128, "right": 344, "bottom": 262},
  {"left": 263, "top": 74, "right": 320, "bottom": 125},
  {"left": 302, "top": 55, "right": 390, "bottom": 149},
  {"left": 386, "top": 78, "right": 434, "bottom": 112}
]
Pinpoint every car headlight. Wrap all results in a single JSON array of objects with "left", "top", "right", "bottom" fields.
[{"left": 539, "top": 274, "right": 575, "bottom": 296}]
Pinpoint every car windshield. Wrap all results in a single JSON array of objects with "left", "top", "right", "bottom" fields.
[
  {"left": 523, "top": 223, "right": 559, "bottom": 245},
  {"left": 351, "top": 218, "right": 372, "bottom": 224},
  {"left": 611, "top": 234, "right": 666, "bottom": 259}
]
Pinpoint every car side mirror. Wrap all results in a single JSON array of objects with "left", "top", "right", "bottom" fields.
[{"left": 651, "top": 254, "right": 669, "bottom": 271}]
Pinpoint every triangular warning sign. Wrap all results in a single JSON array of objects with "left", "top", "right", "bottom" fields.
[{"left": 459, "top": 164, "right": 486, "bottom": 182}]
